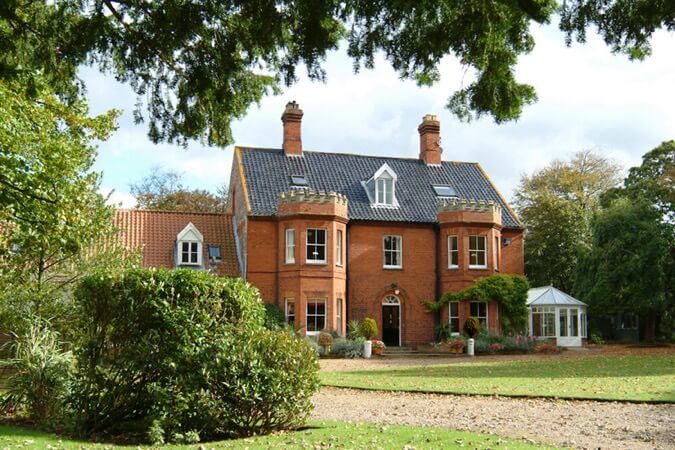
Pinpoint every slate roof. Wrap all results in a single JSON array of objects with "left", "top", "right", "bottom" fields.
[
  {"left": 239, "top": 147, "right": 522, "bottom": 228},
  {"left": 527, "top": 286, "right": 587, "bottom": 307},
  {"left": 114, "top": 209, "right": 239, "bottom": 277}
]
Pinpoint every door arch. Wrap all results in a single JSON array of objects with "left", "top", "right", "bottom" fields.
[{"left": 382, "top": 295, "right": 401, "bottom": 347}]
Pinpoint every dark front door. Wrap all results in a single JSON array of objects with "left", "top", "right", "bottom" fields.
[{"left": 382, "top": 305, "right": 400, "bottom": 347}]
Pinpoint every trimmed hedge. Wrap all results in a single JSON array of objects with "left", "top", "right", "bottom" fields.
[{"left": 70, "top": 269, "right": 319, "bottom": 441}]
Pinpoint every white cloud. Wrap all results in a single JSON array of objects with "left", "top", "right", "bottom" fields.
[{"left": 100, "top": 187, "right": 136, "bottom": 208}]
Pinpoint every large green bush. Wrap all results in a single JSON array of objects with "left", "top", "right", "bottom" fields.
[{"left": 70, "top": 268, "right": 319, "bottom": 441}]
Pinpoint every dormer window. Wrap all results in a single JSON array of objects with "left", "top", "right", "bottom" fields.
[
  {"left": 364, "top": 163, "right": 399, "bottom": 207},
  {"left": 376, "top": 172, "right": 394, "bottom": 205},
  {"left": 176, "top": 222, "right": 203, "bottom": 267}
]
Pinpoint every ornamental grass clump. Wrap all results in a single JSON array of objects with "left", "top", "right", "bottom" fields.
[
  {"left": 0, "top": 318, "right": 73, "bottom": 429},
  {"left": 70, "top": 268, "right": 319, "bottom": 442}
]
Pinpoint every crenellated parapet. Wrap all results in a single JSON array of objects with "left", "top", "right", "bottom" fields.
[
  {"left": 437, "top": 198, "right": 502, "bottom": 227},
  {"left": 437, "top": 198, "right": 501, "bottom": 215},
  {"left": 277, "top": 189, "right": 349, "bottom": 220},
  {"left": 278, "top": 189, "right": 348, "bottom": 206}
]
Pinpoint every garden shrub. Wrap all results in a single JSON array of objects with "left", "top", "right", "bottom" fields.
[
  {"left": 330, "top": 337, "right": 364, "bottom": 358},
  {"left": 0, "top": 318, "right": 73, "bottom": 428},
  {"left": 263, "top": 304, "right": 286, "bottom": 330},
  {"left": 502, "top": 334, "right": 538, "bottom": 352},
  {"left": 463, "top": 316, "right": 481, "bottom": 338},
  {"left": 435, "top": 323, "right": 454, "bottom": 342},
  {"left": 359, "top": 318, "right": 378, "bottom": 340},
  {"left": 304, "top": 336, "right": 325, "bottom": 356},
  {"left": 70, "top": 268, "right": 319, "bottom": 441},
  {"left": 589, "top": 333, "right": 605, "bottom": 345}
]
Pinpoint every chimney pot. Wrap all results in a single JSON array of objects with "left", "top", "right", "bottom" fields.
[
  {"left": 418, "top": 113, "right": 442, "bottom": 165},
  {"left": 282, "top": 101, "right": 303, "bottom": 156}
]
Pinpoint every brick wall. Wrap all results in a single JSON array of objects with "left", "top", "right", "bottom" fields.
[{"left": 347, "top": 222, "right": 437, "bottom": 346}]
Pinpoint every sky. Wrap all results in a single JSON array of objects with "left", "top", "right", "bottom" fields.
[{"left": 85, "top": 21, "right": 675, "bottom": 208}]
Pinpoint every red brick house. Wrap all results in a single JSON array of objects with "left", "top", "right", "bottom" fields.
[
  {"left": 226, "top": 102, "right": 524, "bottom": 347},
  {"left": 115, "top": 102, "right": 524, "bottom": 347}
]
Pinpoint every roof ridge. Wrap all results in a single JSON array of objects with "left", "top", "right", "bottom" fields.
[
  {"left": 239, "top": 146, "right": 478, "bottom": 165},
  {"left": 117, "top": 208, "right": 231, "bottom": 217}
]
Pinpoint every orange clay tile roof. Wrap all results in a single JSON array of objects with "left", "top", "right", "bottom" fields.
[{"left": 114, "top": 209, "right": 240, "bottom": 277}]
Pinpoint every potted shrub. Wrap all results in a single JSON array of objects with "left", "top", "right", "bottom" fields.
[
  {"left": 372, "top": 340, "right": 385, "bottom": 355},
  {"left": 446, "top": 339, "right": 466, "bottom": 354},
  {"left": 318, "top": 331, "right": 333, "bottom": 354},
  {"left": 463, "top": 316, "right": 481, "bottom": 338},
  {"left": 359, "top": 318, "right": 378, "bottom": 340}
]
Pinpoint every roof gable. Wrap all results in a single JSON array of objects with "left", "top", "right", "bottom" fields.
[
  {"left": 177, "top": 222, "right": 203, "bottom": 242},
  {"left": 238, "top": 147, "right": 522, "bottom": 228}
]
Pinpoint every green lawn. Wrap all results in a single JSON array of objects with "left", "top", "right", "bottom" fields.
[
  {"left": 0, "top": 422, "right": 558, "bottom": 449},
  {"left": 321, "top": 354, "right": 675, "bottom": 402}
]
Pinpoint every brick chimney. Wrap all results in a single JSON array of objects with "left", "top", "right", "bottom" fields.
[
  {"left": 281, "top": 101, "right": 303, "bottom": 156},
  {"left": 418, "top": 114, "right": 442, "bottom": 166}
]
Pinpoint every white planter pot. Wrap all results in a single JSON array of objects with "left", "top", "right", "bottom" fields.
[
  {"left": 467, "top": 338, "right": 475, "bottom": 356},
  {"left": 363, "top": 340, "right": 372, "bottom": 358}
]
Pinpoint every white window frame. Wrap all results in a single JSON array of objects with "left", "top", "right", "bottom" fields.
[
  {"left": 336, "top": 298, "right": 343, "bottom": 335},
  {"left": 176, "top": 222, "right": 203, "bottom": 267},
  {"left": 448, "top": 301, "right": 460, "bottom": 335},
  {"left": 179, "top": 241, "right": 201, "bottom": 265},
  {"left": 375, "top": 175, "right": 394, "bottom": 205},
  {"left": 494, "top": 236, "right": 500, "bottom": 271},
  {"left": 306, "top": 299, "right": 326, "bottom": 335},
  {"left": 469, "top": 235, "right": 487, "bottom": 269},
  {"left": 285, "top": 298, "right": 295, "bottom": 325},
  {"left": 470, "top": 301, "right": 488, "bottom": 327},
  {"left": 285, "top": 229, "right": 295, "bottom": 264},
  {"left": 447, "top": 235, "right": 459, "bottom": 269},
  {"left": 383, "top": 235, "right": 403, "bottom": 269},
  {"left": 306, "top": 228, "right": 327, "bottom": 264},
  {"left": 336, "top": 229, "right": 343, "bottom": 266},
  {"left": 531, "top": 306, "right": 556, "bottom": 337}
]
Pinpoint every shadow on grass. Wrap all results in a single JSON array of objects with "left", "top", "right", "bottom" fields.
[{"left": 331, "top": 354, "right": 675, "bottom": 380}]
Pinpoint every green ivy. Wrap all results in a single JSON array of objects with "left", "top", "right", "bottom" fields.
[{"left": 426, "top": 274, "right": 530, "bottom": 334}]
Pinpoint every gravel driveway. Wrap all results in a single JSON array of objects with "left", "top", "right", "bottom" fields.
[
  {"left": 312, "top": 387, "right": 675, "bottom": 449},
  {"left": 313, "top": 347, "right": 675, "bottom": 449}
]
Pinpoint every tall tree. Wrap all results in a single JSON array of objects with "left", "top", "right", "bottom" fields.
[
  {"left": 576, "top": 141, "right": 674, "bottom": 341},
  {"left": 0, "top": 1, "right": 671, "bottom": 146},
  {"left": 575, "top": 198, "right": 672, "bottom": 341},
  {"left": 129, "top": 168, "right": 228, "bottom": 213},
  {"left": 0, "top": 77, "right": 135, "bottom": 336},
  {"left": 513, "top": 150, "right": 622, "bottom": 291}
]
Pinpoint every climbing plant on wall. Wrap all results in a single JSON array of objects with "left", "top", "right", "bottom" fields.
[{"left": 426, "top": 274, "right": 530, "bottom": 334}]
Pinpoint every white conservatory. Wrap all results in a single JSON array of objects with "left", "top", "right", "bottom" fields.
[{"left": 527, "top": 286, "right": 588, "bottom": 347}]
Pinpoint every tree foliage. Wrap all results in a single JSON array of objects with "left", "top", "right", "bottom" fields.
[
  {"left": 513, "top": 150, "right": 622, "bottom": 291},
  {"left": 0, "top": 77, "right": 136, "bottom": 336},
  {"left": 428, "top": 274, "right": 530, "bottom": 335},
  {"left": 1, "top": 1, "right": 670, "bottom": 146},
  {"left": 575, "top": 142, "right": 674, "bottom": 341},
  {"left": 129, "top": 167, "right": 227, "bottom": 213}
]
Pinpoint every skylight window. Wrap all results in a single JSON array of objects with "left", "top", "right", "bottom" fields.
[
  {"left": 433, "top": 185, "right": 458, "bottom": 198},
  {"left": 208, "top": 245, "right": 222, "bottom": 262},
  {"left": 290, "top": 175, "right": 308, "bottom": 186}
]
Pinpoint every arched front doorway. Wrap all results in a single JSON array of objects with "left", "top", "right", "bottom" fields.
[{"left": 382, "top": 295, "right": 401, "bottom": 347}]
